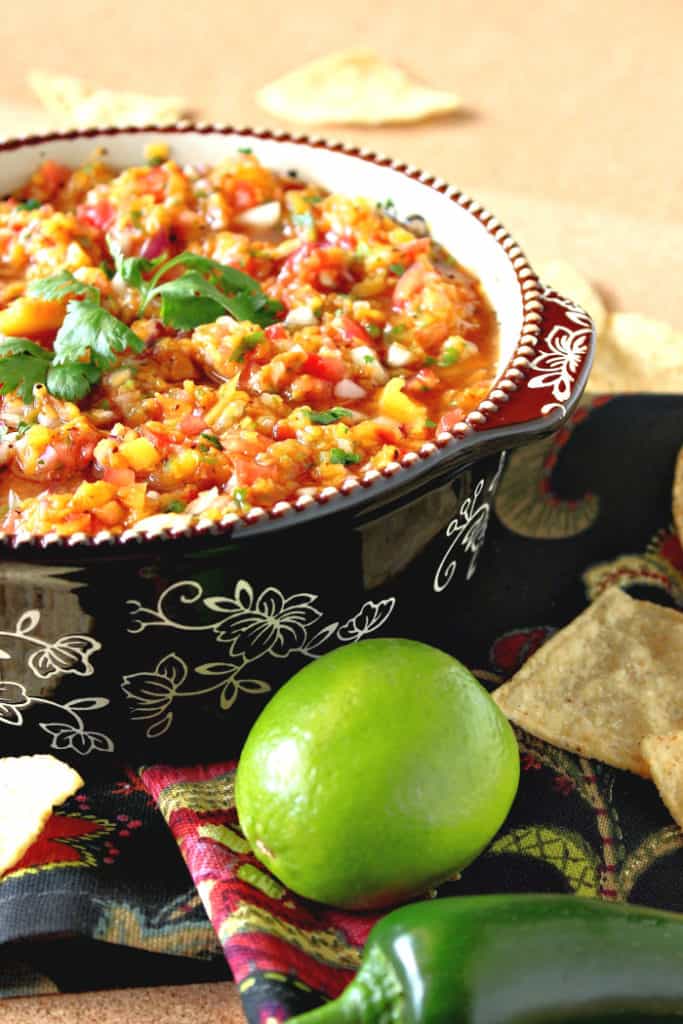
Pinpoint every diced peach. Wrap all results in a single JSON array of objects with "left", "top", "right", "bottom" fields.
[
  {"left": 378, "top": 377, "right": 425, "bottom": 427},
  {"left": 0, "top": 297, "right": 64, "bottom": 337},
  {"left": 94, "top": 500, "right": 127, "bottom": 527},
  {"left": 71, "top": 480, "right": 116, "bottom": 511},
  {"left": 119, "top": 437, "right": 160, "bottom": 472}
]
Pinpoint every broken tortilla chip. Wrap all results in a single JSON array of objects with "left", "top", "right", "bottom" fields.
[
  {"left": 28, "top": 70, "right": 190, "bottom": 129},
  {"left": 0, "top": 754, "right": 84, "bottom": 876},
  {"left": 641, "top": 730, "right": 683, "bottom": 830},
  {"left": 673, "top": 447, "right": 683, "bottom": 546},
  {"left": 256, "top": 48, "right": 461, "bottom": 126},
  {"left": 588, "top": 312, "right": 683, "bottom": 394},
  {"left": 538, "top": 259, "right": 608, "bottom": 340},
  {"left": 493, "top": 587, "right": 683, "bottom": 776}
]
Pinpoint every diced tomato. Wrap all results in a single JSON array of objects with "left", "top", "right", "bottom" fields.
[
  {"left": 302, "top": 353, "right": 346, "bottom": 382},
  {"left": 437, "top": 408, "right": 465, "bottom": 434},
  {"left": 179, "top": 413, "right": 208, "bottom": 436},
  {"left": 339, "top": 316, "right": 371, "bottom": 345},
  {"left": 400, "top": 237, "right": 431, "bottom": 260},
  {"left": 375, "top": 420, "right": 404, "bottom": 445},
  {"left": 141, "top": 424, "right": 172, "bottom": 455},
  {"left": 233, "top": 455, "right": 278, "bottom": 486},
  {"left": 265, "top": 324, "right": 288, "bottom": 342},
  {"left": 37, "top": 160, "right": 70, "bottom": 200},
  {"left": 77, "top": 199, "right": 116, "bottom": 233},
  {"left": 103, "top": 466, "right": 136, "bottom": 487},
  {"left": 405, "top": 368, "right": 440, "bottom": 393},
  {"left": 233, "top": 183, "right": 256, "bottom": 210},
  {"left": 393, "top": 259, "right": 428, "bottom": 306},
  {"left": 273, "top": 421, "right": 297, "bottom": 441},
  {"left": 139, "top": 167, "right": 166, "bottom": 199},
  {"left": 223, "top": 434, "right": 270, "bottom": 457}
]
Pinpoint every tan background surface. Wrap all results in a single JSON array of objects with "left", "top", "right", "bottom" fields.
[{"left": 0, "top": 0, "right": 681, "bottom": 1020}]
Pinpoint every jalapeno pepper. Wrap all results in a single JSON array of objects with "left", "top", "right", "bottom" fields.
[{"left": 291, "top": 894, "right": 683, "bottom": 1023}]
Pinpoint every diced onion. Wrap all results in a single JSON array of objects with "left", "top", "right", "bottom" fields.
[
  {"left": 132, "top": 513, "right": 192, "bottom": 534},
  {"left": 235, "top": 200, "right": 281, "bottom": 229},
  {"left": 285, "top": 306, "right": 318, "bottom": 328},
  {"left": 334, "top": 378, "right": 366, "bottom": 400},
  {"left": 184, "top": 487, "right": 219, "bottom": 515},
  {"left": 386, "top": 342, "right": 414, "bottom": 367}
]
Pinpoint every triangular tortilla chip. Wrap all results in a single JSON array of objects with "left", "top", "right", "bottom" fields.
[
  {"left": 29, "top": 70, "right": 189, "bottom": 129},
  {"left": 673, "top": 447, "right": 683, "bottom": 546},
  {"left": 588, "top": 312, "right": 683, "bottom": 394},
  {"left": 256, "top": 48, "right": 461, "bottom": 126},
  {"left": 641, "top": 730, "right": 683, "bottom": 829},
  {"left": 493, "top": 587, "right": 683, "bottom": 776},
  {"left": 538, "top": 260, "right": 608, "bottom": 340},
  {"left": 0, "top": 754, "right": 83, "bottom": 876}
]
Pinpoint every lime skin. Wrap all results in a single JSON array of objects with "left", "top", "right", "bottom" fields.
[{"left": 235, "top": 638, "right": 520, "bottom": 910}]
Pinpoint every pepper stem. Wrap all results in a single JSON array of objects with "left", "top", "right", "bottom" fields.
[{"left": 289, "top": 945, "right": 404, "bottom": 1024}]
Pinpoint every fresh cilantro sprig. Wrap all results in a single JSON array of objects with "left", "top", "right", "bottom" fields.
[
  {"left": 0, "top": 338, "right": 52, "bottom": 403},
  {"left": 2, "top": 274, "right": 145, "bottom": 402},
  {"left": 110, "top": 241, "right": 284, "bottom": 330},
  {"left": 0, "top": 242, "right": 283, "bottom": 405},
  {"left": 28, "top": 270, "right": 98, "bottom": 303}
]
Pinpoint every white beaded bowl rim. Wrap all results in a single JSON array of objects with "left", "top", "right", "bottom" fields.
[{"left": 0, "top": 123, "right": 544, "bottom": 551}]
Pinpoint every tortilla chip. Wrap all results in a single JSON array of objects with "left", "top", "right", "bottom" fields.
[
  {"left": 641, "top": 730, "right": 683, "bottom": 829},
  {"left": 0, "top": 754, "right": 83, "bottom": 876},
  {"left": 673, "top": 447, "right": 683, "bottom": 545},
  {"left": 538, "top": 260, "right": 607, "bottom": 339},
  {"left": 493, "top": 587, "right": 683, "bottom": 776},
  {"left": 28, "top": 70, "right": 189, "bottom": 129},
  {"left": 256, "top": 48, "right": 461, "bottom": 126},
  {"left": 588, "top": 312, "right": 683, "bottom": 394}
]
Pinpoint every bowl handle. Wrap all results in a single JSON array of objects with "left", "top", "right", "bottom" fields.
[{"left": 470, "top": 285, "right": 595, "bottom": 439}]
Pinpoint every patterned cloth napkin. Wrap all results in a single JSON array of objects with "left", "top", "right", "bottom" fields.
[{"left": 1, "top": 395, "right": 682, "bottom": 1018}]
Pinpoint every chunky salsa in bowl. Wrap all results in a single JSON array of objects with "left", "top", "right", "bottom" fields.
[
  {"left": 0, "top": 142, "right": 500, "bottom": 541},
  {"left": 0, "top": 128, "right": 594, "bottom": 763}
]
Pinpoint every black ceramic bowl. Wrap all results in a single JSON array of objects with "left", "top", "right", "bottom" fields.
[{"left": 0, "top": 126, "right": 594, "bottom": 766}]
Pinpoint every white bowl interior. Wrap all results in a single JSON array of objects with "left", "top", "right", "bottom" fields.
[{"left": 0, "top": 130, "right": 524, "bottom": 375}]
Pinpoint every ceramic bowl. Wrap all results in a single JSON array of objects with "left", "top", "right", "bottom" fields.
[{"left": 0, "top": 125, "right": 594, "bottom": 766}]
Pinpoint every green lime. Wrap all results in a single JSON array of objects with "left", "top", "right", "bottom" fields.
[{"left": 235, "top": 638, "right": 519, "bottom": 910}]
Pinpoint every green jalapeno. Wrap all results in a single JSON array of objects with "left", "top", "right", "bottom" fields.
[{"left": 291, "top": 894, "right": 683, "bottom": 1023}]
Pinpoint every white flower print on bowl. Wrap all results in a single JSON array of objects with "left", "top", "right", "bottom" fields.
[{"left": 124, "top": 578, "right": 397, "bottom": 738}]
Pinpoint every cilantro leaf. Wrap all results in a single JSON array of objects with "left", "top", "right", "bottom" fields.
[
  {"left": 146, "top": 271, "right": 228, "bottom": 331},
  {"left": 0, "top": 337, "right": 52, "bottom": 402},
  {"left": 308, "top": 407, "right": 354, "bottom": 425},
  {"left": 107, "top": 236, "right": 160, "bottom": 290},
  {"left": 46, "top": 361, "right": 101, "bottom": 401},
  {"left": 18, "top": 198, "right": 42, "bottom": 211},
  {"left": 53, "top": 299, "right": 144, "bottom": 371},
  {"left": 27, "top": 270, "right": 97, "bottom": 302},
  {"left": 329, "top": 447, "right": 361, "bottom": 465},
  {"left": 140, "top": 253, "right": 283, "bottom": 329}
]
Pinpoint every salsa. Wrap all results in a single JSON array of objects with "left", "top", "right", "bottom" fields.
[{"left": 0, "top": 145, "right": 498, "bottom": 538}]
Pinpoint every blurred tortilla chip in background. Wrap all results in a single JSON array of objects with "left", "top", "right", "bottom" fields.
[
  {"left": 28, "top": 70, "right": 191, "bottom": 129},
  {"left": 0, "top": 754, "right": 84, "bottom": 877},
  {"left": 641, "top": 730, "right": 683, "bottom": 830},
  {"left": 256, "top": 48, "right": 461, "bottom": 126},
  {"left": 493, "top": 587, "right": 683, "bottom": 777},
  {"left": 590, "top": 313, "right": 683, "bottom": 394}
]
